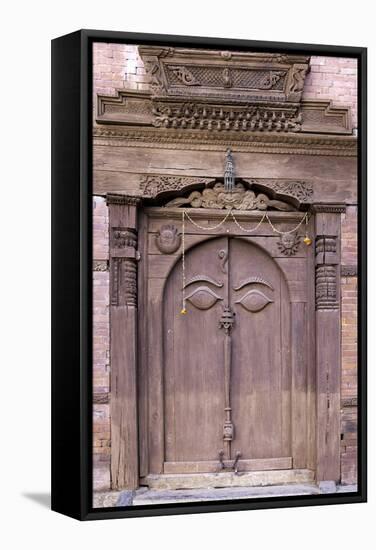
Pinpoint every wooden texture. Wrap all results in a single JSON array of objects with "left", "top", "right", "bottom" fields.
[
  {"left": 143, "top": 469, "right": 315, "bottom": 490},
  {"left": 93, "top": 146, "right": 357, "bottom": 203},
  {"left": 315, "top": 211, "right": 341, "bottom": 482},
  {"left": 164, "top": 457, "right": 292, "bottom": 474},
  {"left": 109, "top": 199, "right": 139, "bottom": 490},
  {"left": 141, "top": 212, "right": 312, "bottom": 481}
]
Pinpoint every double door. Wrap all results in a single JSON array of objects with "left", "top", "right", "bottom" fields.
[{"left": 159, "top": 235, "right": 292, "bottom": 474}]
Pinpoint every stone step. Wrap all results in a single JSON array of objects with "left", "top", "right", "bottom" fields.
[
  {"left": 141, "top": 468, "right": 315, "bottom": 490},
  {"left": 133, "top": 483, "right": 320, "bottom": 505}
]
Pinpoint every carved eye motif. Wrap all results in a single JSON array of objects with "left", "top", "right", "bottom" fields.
[
  {"left": 186, "top": 286, "right": 223, "bottom": 311},
  {"left": 235, "top": 290, "right": 273, "bottom": 313}
]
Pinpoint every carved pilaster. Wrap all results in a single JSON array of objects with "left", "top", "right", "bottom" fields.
[
  {"left": 314, "top": 207, "right": 342, "bottom": 483},
  {"left": 107, "top": 194, "right": 141, "bottom": 490}
]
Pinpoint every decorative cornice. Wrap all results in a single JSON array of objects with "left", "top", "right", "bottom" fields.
[
  {"left": 138, "top": 46, "right": 310, "bottom": 104},
  {"left": 106, "top": 194, "right": 142, "bottom": 206},
  {"left": 93, "top": 126, "right": 357, "bottom": 157},
  {"left": 311, "top": 203, "right": 346, "bottom": 214},
  {"left": 341, "top": 265, "right": 358, "bottom": 277}
]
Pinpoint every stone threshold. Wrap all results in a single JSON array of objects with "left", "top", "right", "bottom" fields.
[{"left": 93, "top": 483, "right": 357, "bottom": 508}]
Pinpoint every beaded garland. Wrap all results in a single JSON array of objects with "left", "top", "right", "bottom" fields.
[{"left": 180, "top": 209, "right": 311, "bottom": 314}]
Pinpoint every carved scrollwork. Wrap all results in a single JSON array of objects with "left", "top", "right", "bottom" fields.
[
  {"left": 169, "top": 66, "right": 201, "bottom": 86},
  {"left": 165, "top": 182, "right": 293, "bottom": 211},
  {"left": 260, "top": 71, "right": 285, "bottom": 90},
  {"left": 277, "top": 233, "right": 301, "bottom": 256},
  {"left": 140, "top": 175, "right": 215, "bottom": 198},
  {"left": 155, "top": 224, "right": 181, "bottom": 254}
]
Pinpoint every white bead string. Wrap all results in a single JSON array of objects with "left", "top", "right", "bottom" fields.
[
  {"left": 180, "top": 208, "right": 310, "bottom": 314},
  {"left": 265, "top": 211, "right": 309, "bottom": 234}
]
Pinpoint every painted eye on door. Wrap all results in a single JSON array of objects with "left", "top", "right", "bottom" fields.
[
  {"left": 185, "top": 286, "right": 223, "bottom": 310},
  {"left": 235, "top": 289, "right": 273, "bottom": 313}
]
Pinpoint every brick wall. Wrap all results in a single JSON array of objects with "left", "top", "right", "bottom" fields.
[
  {"left": 93, "top": 197, "right": 110, "bottom": 491},
  {"left": 340, "top": 206, "right": 358, "bottom": 484},
  {"left": 303, "top": 56, "right": 357, "bottom": 130},
  {"left": 92, "top": 45, "right": 358, "bottom": 491},
  {"left": 93, "top": 43, "right": 150, "bottom": 98}
]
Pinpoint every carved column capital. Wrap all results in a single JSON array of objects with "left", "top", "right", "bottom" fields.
[
  {"left": 311, "top": 203, "right": 346, "bottom": 214},
  {"left": 106, "top": 193, "right": 142, "bottom": 207},
  {"left": 108, "top": 197, "right": 140, "bottom": 307}
]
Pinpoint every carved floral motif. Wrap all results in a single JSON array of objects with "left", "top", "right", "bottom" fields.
[
  {"left": 165, "top": 182, "right": 293, "bottom": 211},
  {"left": 140, "top": 175, "right": 215, "bottom": 198},
  {"left": 244, "top": 179, "right": 314, "bottom": 204},
  {"left": 169, "top": 66, "right": 200, "bottom": 86}
]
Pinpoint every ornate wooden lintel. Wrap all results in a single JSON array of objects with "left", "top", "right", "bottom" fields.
[
  {"left": 93, "top": 125, "right": 357, "bottom": 156},
  {"left": 140, "top": 174, "right": 314, "bottom": 209}
]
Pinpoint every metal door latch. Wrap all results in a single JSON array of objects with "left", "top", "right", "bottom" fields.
[{"left": 218, "top": 449, "right": 242, "bottom": 474}]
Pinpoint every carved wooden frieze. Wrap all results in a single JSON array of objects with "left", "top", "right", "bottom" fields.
[
  {"left": 152, "top": 102, "right": 302, "bottom": 132},
  {"left": 140, "top": 175, "right": 216, "bottom": 198},
  {"left": 138, "top": 46, "right": 310, "bottom": 103},
  {"left": 243, "top": 179, "right": 313, "bottom": 206},
  {"left": 140, "top": 176, "right": 314, "bottom": 208},
  {"left": 165, "top": 182, "right": 294, "bottom": 211},
  {"left": 96, "top": 90, "right": 352, "bottom": 137}
]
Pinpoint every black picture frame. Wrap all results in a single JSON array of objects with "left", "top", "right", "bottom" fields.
[{"left": 51, "top": 29, "right": 367, "bottom": 520}]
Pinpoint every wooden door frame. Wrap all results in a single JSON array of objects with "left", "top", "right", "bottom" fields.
[{"left": 106, "top": 194, "right": 344, "bottom": 490}]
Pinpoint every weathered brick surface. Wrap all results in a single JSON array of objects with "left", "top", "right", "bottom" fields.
[
  {"left": 341, "top": 206, "right": 358, "bottom": 265},
  {"left": 303, "top": 56, "right": 357, "bottom": 130},
  {"left": 340, "top": 271, "right": 358, "bottom": 485},
  {"left": 93, "top": 197, "right": 111, "bottom": 491},
  {"left": 93, "top": 43, "right": 150, "bottom": 99}
]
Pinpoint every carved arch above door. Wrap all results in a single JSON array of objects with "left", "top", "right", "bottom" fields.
[{"left": 139, "top": 174, "right": 314, "bottom": 210}]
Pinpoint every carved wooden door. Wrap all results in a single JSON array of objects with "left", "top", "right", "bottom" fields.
[{"left": 161, "top": 236, "right": 292, "bottom": 474}]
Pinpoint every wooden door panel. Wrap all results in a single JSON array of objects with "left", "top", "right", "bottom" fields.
[
  {"left": 164, "top": 237, "right": 227, "bottom": 463},
  {"left": 143, "top": 213, "right": 310, "bottom": 478},
  {"left": 230, "top": 238, "right": 290, "bottom": 460}
]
